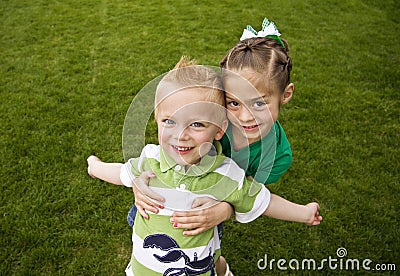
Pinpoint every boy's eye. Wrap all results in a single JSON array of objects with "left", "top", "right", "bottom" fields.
[
  {"left": 190, "top": 122, "right": 204, "bottom": 127},
  {"left": 163, "top": 119, "right": 175, "bottom": 125},
  {"left": 253, "top": 101, "right": 266, "bottom": 108}
]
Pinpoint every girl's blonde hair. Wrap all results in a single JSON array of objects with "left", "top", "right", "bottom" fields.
[{"left": 220, "top": 37, "right": 292, "bottom": 94}]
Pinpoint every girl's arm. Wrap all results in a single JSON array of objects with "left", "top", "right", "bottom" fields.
[
  {"left": 172, "top": 190, "right": 322, "bottom": 234},
  {"left": 171, "top": 175, "right": 257, "bottom": 235},
  {"left": 130, "top": 171, "right": 165, "bottom": 219},
  {"left": 263, "top": 194, "right": 322, "bottom": 226},
  {"left": 170, "top": 199, "right": 234, "bottom": 236}
]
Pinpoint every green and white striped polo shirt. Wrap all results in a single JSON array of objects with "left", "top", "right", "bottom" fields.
[{"left": 120, "top": 142, "right": 270, "bottom": 275}]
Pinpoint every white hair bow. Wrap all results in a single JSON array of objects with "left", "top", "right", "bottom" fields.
[{"left": 239, "top": 17, "right": 285, "bottom": 48}]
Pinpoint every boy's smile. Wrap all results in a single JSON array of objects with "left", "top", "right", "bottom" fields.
[
  {"left": 172, "top": 146, "right": 193, "bottom": 153},
  {"left": 156, "top": 85, "right": 226, "bottom": 167}
]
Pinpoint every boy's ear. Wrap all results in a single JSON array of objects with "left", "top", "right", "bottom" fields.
[
  {"left": 281, "top": 83, "right": 294, "bottom": 105},
  {"left": 215, "top": 119, "right": 228, "bottom": 141}
]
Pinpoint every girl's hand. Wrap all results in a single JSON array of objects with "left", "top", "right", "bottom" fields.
[
  {"left": 305, "top": 202, "right": 323, "bottom": 226},
  {"left": 132, "top": 171, "right": 165, "bottom": 220},
  {"left": 170, "top": 198, "right": 234, "bottom": 236}
]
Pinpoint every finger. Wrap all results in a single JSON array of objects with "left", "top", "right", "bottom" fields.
[
  {"left": 136, "top": 205, "right": 149, "bottom": 220},
  {"left": 172, "top": 210, "right": 202, "bottom": 218},
  {"left": 310, "top": 215, "right": 323, "bottom": 226},
  {"left": 136, "top": 194, "right": 164, "bottom": 210},
  {"left": 313, "top": 220, "right": 321, "bottom": 226},
  {"left": 192, "top": 197, "right": 210, "bottom": 208},
  {"left": 183, "top": 227, "right": 207, "bottom": 236},
  {"left": 136, "top": 194, "right": 163, "bottom": 213},
  {"left": 170, "top": 215, "right": 209, "bottom": 231},
  {"left": 133, "top": 171, "right": 156, "bottom": 186},
  {"left": 139, "top": 203, "right": 159, "bottom": 214},
  {"left": 141, "top": 170, "right": 157, "bottom": 179},
  {"left": 191, "top": 197, "right": 219, "bottom": 209},
  {"left": 170, "top": 217, "right": 204, "bottom": 230},
  {"left": 133, "top": 175, "right": 165, "bottom": 203},
  {"left": 133, "top": 186, "right": 165, "bottom": 205},
  {"left": 172, "top": 220, "right": 205, "bottom": 230},
  {"left": 170, "top": 214, "right": 203, "bottom": 225},
  {"left": 144, "top": 187, "right": 165, "bottom": 203}
]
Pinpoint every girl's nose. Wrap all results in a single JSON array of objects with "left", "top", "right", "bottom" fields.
[{"left": 238, "top": 107, "right": 254, "bottom": 122}]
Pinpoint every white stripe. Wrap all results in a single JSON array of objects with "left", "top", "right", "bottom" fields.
[
  {"left": 120, "top": 161, "right": 134, "bottom": 187},
  {"left": 149, "top": 187, "right": 218, "bottom": 216},
  {"left": 235, "top": 185, "right": 271, "bottom": 223},
  {"left": 141, "top": 144, "right": 161, "bottom": 162},
  {"left": 120, "top": 144, "right": 161, "bottom": 187},
  {"left": 137, "top": 144, "right": 160, "bottom": 174},
  {"left": 214, "top": 158, "right": 245, "bottom": 190},
  {"left": 125, "top": 262, "right": 134, "bottom": 276}
]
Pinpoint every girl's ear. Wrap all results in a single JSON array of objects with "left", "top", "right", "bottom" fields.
[{"left": 281, "top": 83, "right": 294, "bottom": 105}]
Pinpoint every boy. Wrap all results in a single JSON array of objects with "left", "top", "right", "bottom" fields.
[{"left": 87, "top": 57, "right": 322, "bottom": 275}]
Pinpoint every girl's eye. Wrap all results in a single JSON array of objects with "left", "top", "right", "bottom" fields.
[
  {"left": 163, "top": 119, "right": 175, "bottom": 125},
  {"left": 227, "top": 101, "right": 239, "bottom": 107},
  {"left": 190, "top": 122, "right": 204, "bottom": 127}
]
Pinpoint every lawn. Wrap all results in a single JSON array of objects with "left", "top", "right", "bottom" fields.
[{"left": 1, "top": 0, "right": 399, "bottom": 275}]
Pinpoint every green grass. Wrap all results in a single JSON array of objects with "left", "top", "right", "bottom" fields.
[{"left": 1, "top": 0, "right": 399, "bottom": 275}]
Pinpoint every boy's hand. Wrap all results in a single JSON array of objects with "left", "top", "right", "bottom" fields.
[
  {"left": 87, "top": 155, "right": 101, "bottom": 178},
  {"left": 132, "top": 171, "right": 165, "bottom": 220},
  {"left": 305, "top": 202, "right": 323, "bottom": 226}
]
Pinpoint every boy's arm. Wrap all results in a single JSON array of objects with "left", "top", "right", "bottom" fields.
[
  {"left": 87, "top": 154, "right": 165, "bottom": 219},
  {"left": 87, "top": 155, "right": 123, "bottom": 185},
  {"left": 263, "top": 194, "right": 322, "bottom": 226}
]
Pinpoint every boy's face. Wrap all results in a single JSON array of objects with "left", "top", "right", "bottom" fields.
[
  {"left": 223, "top": 70, "right": 282, "bottom": 144},
  {"left": 156, "top": 86, "right": 226, "bottom": 166}
]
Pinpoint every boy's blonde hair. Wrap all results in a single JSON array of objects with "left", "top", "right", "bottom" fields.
[{"left": 155, "top": 56, "right": 225, "bottom": 118}]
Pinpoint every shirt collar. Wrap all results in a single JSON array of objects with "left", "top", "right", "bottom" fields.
[{"left": 160, "top": 141, "right": 225, "bottom": 176}]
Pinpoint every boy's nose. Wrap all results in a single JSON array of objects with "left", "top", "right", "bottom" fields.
[{"left": 176, "top": 127, "right": 190, "bottom": 141}]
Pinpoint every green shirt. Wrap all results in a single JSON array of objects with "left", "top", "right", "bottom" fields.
[
  {"left": 219, "top": 120, "right": 292, "bottom": 184},
  {"left": 120, "top": 142, "right": 270, "bottom": 275}
]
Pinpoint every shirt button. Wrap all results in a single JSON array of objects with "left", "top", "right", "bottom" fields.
[{"left": 175, "top": 165, "right": 181, "bottom": 171}]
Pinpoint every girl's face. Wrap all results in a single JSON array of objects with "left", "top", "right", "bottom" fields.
[{"left": 224, "top": 70, "right": 291, "bottom": 144}]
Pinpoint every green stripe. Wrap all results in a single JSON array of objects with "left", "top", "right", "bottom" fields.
[
  {"left": 131, "top": 256, "right": 217, "bottom": 275},
  {"left": 134, "top": 214, "right": 216, "bottom": 249}
]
